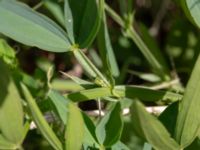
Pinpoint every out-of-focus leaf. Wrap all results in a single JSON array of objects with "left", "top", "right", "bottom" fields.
[
  {"left": 21, "top": 84, "right": 63, "bottom": 150},
  {"left": 64, "top": 0, "right": 103, "bottom": 48},
  {"left": 0, "top": 60, "right": 23, "bottom": 146},
  {"left": 43, "top": 0, "right": 65, "bottom": 27},
  {"left": 0, "top": 135, "right": 16, "bottom": 149},
  {"left": 175, "top": 54, "right": 200, "bottom": 147},
  {"left": 0, "top": 39, "right": 17, "bottom": 67},
  {"left": 97, "top": 10, "right": 119, "bottom": 78},
  {"left": 22, "top": 73, "right": 40, "bottom": 89},
  {"left": 130, "top": 100, "right": 180, "bottom": 150},
  {"left": 128, "top": 70, "right": 161, "bottom": 82},
  {"left": 182, "top": 0, "right": 200, "bottom": 28},
  {"left": 96, "top": 103, "right": 123, "bottom": 147},
  {"left": 51, "top": 79, "right": 84, "bottom": 91},
  {"left": 65, "top": 102, "right": 84, "bottom": 150},
  {"left": 111, "top": 141, "right": 130, "bottom": 150},
  {"left": 0, "top": 0, "right": 70, "bottom": 52}
]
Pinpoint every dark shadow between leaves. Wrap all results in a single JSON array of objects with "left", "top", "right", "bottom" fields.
[{"left": 0, "top": 59, "right": 10, "bottom": 107}]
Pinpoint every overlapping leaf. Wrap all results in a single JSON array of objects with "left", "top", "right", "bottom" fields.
[
  {"left": 175, "top": 54, "right": 200, "bottom": 147},
  {"left": 181, "top": 0, "right": 200, "bottom": 28},
  {"left": 65, "top": 86, "right": 182, "bottom": 102},
  {"left": 0, "top": 0, "right": 70, "bottom": 52},
  {"left": 97, "top": 10, "right": 119, "bottom": 77},
  {"left": 0, "top": 60, "right": 24, "bottom": 148},
  {"left": 64, "top": 0, "right": 103, "bottom": 47},
  {"left": 95, "top": 103, "right": 123, "bottom": 148},
  {"left": 131, "top": 100, "right": 180, "bottom": 150},
  {"left": 21, "top": 84, "right": 63, "bottom": 150}
]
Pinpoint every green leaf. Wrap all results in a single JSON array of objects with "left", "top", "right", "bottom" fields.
[
  {"left": 111, "top": 141, "right": 130, "bottom": 150},
  {"left": 0, "top": 0, "right": 70, "bottom": 52},
  {"left": 48, "top": 90, "right": 68, "bottom": 124},
  {"left": 0, "top": 60, "right": 23, "bottom": 146},
  {"left": 114, "top": 86, "right": 183, "bottom": 102},
  {"left": 0, "top": 135, "right": 16, "bottom": 149},
  {"left": 43, "top": 0, "right": 65, "bottom": 27},
  {"left": 96, "top": 103, "right": 123, "bottom": 147},
  {"left": 182, "top": 0, "right": 200, "bottom": 28},
  {"left": 48, "top": 90, "right": 99, "bottom": 148},
  {"left": 0, "top": 39, "right": 17, "bottom": 66},
  {"left": 65, "top": 102, "right": 84, "bottom": 150},
  {"left": 175, "top": 54, "right": 200, "bottom": 147},
  {"left": 21, "top": 84, "right": 63, "bottom": 150},
  {"left": 65, "top": 87, "right": 112, "bottom": 102},
  {"left": 64, "top": 0, "right": 104, "bottom": 47},
  {"left": 65, "top": 86, "right": 182, "bottom": 102},
  {"left": 97, "top": 10, "right": 119, "bottom": 77},
  {"left": 130, "top": 100, "right": 180, "bottom": 150},
  {"left": 82, "top": 113, "right": 100, "bottom": 148},
  {"left": 51, "top": 79, "right": 85, "bottom": 91}
]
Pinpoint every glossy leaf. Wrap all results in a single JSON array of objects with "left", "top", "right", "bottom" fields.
[
  {"left": 65, "top": 102, "right": 84, "bottom": 150},
  {"left": 175, "top": 54, "right": 200, "bottom": 147},
  {"left": 21, "top": 84, "right": 63, "bottom": 150},
  {"left": 95, "top": 103, "right": 123, "bottom": 147},
  {"left": 182, "top": 0, "right": 200, "bottom": 28},
  {"left": 64, "top": 0, "right": 103, "bottom": 47},
  {"left": 0, "top": 0, "right": 70, "bottom": 52},
  {"left": 131, "top": 100, "right": 180, "bottom": 150}
]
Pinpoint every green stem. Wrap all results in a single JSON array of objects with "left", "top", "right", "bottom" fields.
[
  {"left": 105, "top": 3, "right": 170, "bottom": 81},
  {"left": 126, "top": 27, "right": 169, "bottom": 80},
  {"left": 72, "top": 48, "right": 110, "bottom": 87}
]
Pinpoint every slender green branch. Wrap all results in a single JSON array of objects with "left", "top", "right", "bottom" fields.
[
  {"left": 105, "top": 3, "right": 170, "bottom": 81},
  {"left": 126, "top": 27, "right": 169, "bottom": 80},
  {"left": 72, "top": 47, "right": 110, "bottom": 87},
  {"left": 104, "top": 4, "right": 125, "bottom": 27}
]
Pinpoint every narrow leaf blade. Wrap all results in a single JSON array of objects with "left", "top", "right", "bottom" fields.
[
  {"left": 175, "top": 54, "right": 200, "bottom": 147},
  {"left": 65, "top": 103, "right": 84, "bottom": 150},
  {"left": 21, "top": 84, "right": 63, "bottom": 150},
  {"left": 97, "top": 12, "right": 119, "bottom": 77},
  {"left": 96, "top": 103, "right": 123, "bottom": 147}
]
